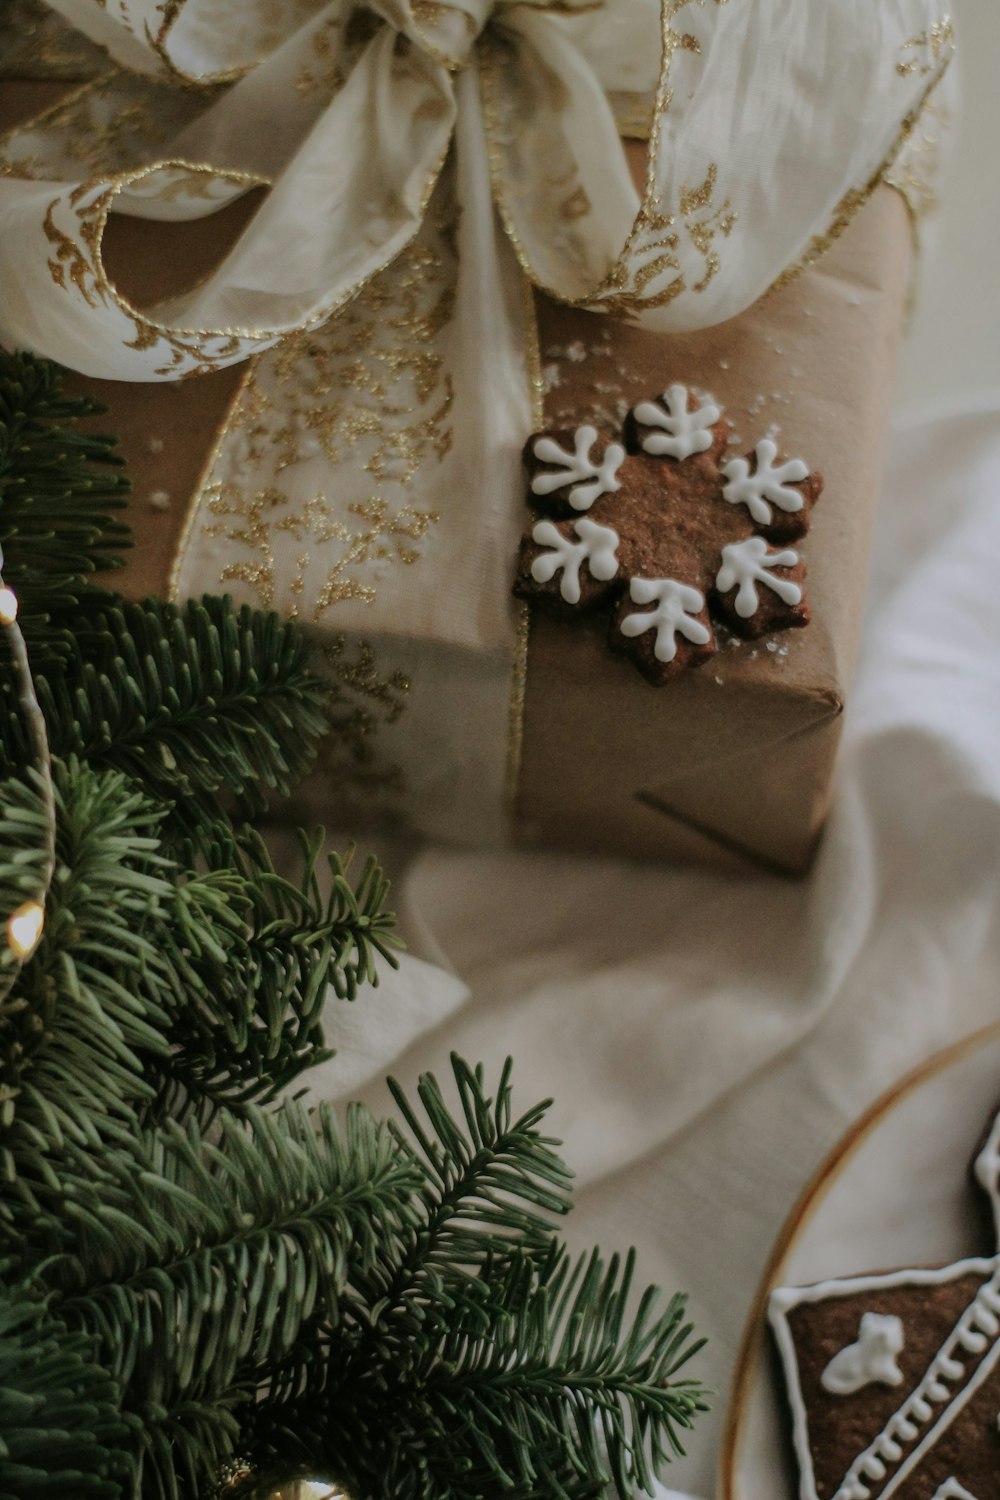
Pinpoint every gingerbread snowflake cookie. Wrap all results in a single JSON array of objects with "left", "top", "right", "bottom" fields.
[
  {"left": 513, "top": 385, "right": 823, "bottom": 685},
  {"left": 768, "top": 1107, "right": 1000, "bottom": 1500}
]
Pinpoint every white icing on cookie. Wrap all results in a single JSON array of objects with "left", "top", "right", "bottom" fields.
[
  {"left": 530, "top": 518, "right": 619, "bottom": 605},
  {"left": 821, "top": 1313, "right": 905, "bottom": 1396},
  {"left": 531, "top": 425, "right": 625, "bottom": 511},
  {"left": 769, "top": 1257, "right": 1000, "bottom": 1500},
  {"left": 931, "top": 1482, "right": 979, "bottom": 1500},
  {"left": 619, "top": 577, "right": 710, "bottom": 663},
  {"left": 630, "top": 385, "right": 721, "bottom": 461},
  {"left": 973, "top": 1111, "right": 1000, "bottom": 1247},
  {"left": 722, "top": 437, "right": 809, "bottom": 523},
  {"left": 715, "top": 536, "right": 801, "bottom": 618}
]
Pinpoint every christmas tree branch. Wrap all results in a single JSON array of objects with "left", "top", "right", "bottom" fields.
[
  {"left": 3, "top": 596, "right": 330, "bottom": 827},
  {"left": 0, "top": 344, "right": 707, "bottom": 1500},
  {"left": 255, "top": 1068, "right": 707, "bottom": 1500},
  {"left": 0, "top": 1288, "right": 132, "bottom": 1500},
  {"left": 0, "top": 352, "right": 129, "bottom": 669}
]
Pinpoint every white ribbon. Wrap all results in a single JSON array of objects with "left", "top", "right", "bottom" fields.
[{"left": 0, "top": 1, "right": 952, "bottom": 380}]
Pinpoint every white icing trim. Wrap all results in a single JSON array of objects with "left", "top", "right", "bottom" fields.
[
  {"left": 530, "top": 518, "right": 619, "bottom": 605},
  {"left": 879, "top": 1332, "right": 1000, "bottom": 1500},
  {"left": 618, "top": 577, "right": 710, "bottom": 664},
  {"left": 972, "top": 1110, "right": 1000, "bottom": 1247},
  {"left": 821, "top": 1314, "right": 906, "bottom": 1396},
  {"left": 835, "top": 1264, "right": 1000, "bottom": 1500},
  {"left": 630, "top": 385, "right": 721, "bottom": 462},
  {"left": 531, "top": 425, "right": 625, "bottom": 511},
  {"left": 768, "top": 1257, "right": 1000, "bottom": 1500},
  {"left": 715, "top": 536, "right": 801, "bottom": 618},
  {"left": 721, "top": 438, "right": 809, "bottom": 524},
  {"left": 931, "top": 1480, "right": 978, "bottom": 1499}
]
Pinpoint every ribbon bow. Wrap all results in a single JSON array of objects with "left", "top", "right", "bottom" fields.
[{"left": 0, "top": 0, "right": 950, "bottom": 383}]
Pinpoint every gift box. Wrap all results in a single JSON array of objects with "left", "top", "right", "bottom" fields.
[{"left": 0, "top": 1, "right": 951, "bottom": 874}]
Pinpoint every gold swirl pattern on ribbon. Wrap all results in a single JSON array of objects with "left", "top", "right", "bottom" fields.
[{"left": 897, "top": 18, "right": 955, "bottom": 77}]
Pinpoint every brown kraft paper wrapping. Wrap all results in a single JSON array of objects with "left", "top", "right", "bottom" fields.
[
  {"left": 0, "top": 81, "right": 911, "bottom": 873},
  {"left": 519, "top": 186, "right": 911, "bottom": 874}
]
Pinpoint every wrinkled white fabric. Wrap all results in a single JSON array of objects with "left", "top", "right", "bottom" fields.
[{"left": 300, "top": 398, "right": 1000, "bottom": 1496}]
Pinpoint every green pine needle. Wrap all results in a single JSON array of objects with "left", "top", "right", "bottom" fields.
[
  {"left": 0, "top": 1288, "right": 133, "bottom": 1499},
  {"left": 2, "top": 595, "right": 330, "bottom": 826},
  {"left": 253, "top": 1061, "right": 708, "bottom": 1500},
  {"left": 0, "top": 351, "right": 129, "bottom": 666}
]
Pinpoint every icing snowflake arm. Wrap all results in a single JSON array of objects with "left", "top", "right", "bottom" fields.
[
  {"left": 721, "top": 438, "right": 819, "bottom": 532},
  {"left": 613, "top": 576, "right": 714, "bottom": 684},
  {"left": 526, "top": 425, "right": 625, "bottom": 512},
  {"left": 517, "top": 517, "right": 620, "bottom": 609},
  {"left": 627, "top": 384, "right": 723, "bottom": 462},
  {"left": 713, "top": 537, "right": 807, "bottom": 639}
]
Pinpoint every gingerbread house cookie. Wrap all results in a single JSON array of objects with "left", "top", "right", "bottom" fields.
[{"left": 768, "top": 1111, "right": 1000, "bottom": 1500}]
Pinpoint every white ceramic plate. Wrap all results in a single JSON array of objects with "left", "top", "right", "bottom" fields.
[{"left": 718, "top": 1022, "right": 1000, "bottom": 1499}]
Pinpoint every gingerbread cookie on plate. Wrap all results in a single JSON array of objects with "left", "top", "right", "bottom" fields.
[{"left": 768, "top": 1109, "right": 1000, "bottom": 1500}]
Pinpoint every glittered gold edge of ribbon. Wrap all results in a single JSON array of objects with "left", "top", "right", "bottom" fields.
[
  {"left": 8, "top": 7, "right": 951, "bottom": 372},
  {"left": 480, "top": 7, "right": 953, "bottom": 321},
  {"left": 883, "top": 76, "right": 952, "bottom": 272},
  {"left": 0, "top": 63, "right": 453, "bottom": 380},
  {"left": 477, "top": 0, "right": 690, "bottom": 316},
  {"left": 167, "top": 357, "right": 257, "bottom": 600},
  {"left": 503, "top": 271, "right": 546, "bottom": 815},
  {"left": 766, "top": 52, "right": 953, "bottom": 301}
]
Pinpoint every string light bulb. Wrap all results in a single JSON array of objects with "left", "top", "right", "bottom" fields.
[
  {"left": 1, "top": 541, "right": 56, "bottom": 982},
  {"left": 7, "top": 899, "right": 44, "bottom": 960}
]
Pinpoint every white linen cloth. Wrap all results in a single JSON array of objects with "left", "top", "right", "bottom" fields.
[{"left": 298, "top": 396, "right": 1000, "bottom": 1497}]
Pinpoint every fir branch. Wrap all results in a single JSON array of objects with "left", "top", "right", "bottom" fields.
[
  {"left": 286, "top": 1249, "right": 706, "bottom": 1500},
  {"left": 2, "top": 771, "right": 401, "bottom": 1231},
  {"left": 0, "top": 350, "right": 129, "bottom": 663},
  {"left": 46, "top": 1103, "right": 417, "bottom": 1368},
  {"left": 157, "top": 831, "right": 400, "bottom": 1121},
  {"left": 356, "top": 1057, "right": 575, "bottom": 1336},
  {"left": 255, "top": 1062, "right": 578, "bottom": 1448},
  {"left": 0, "top": 1287, "right": 132, "bottom": 1499},
  {"left": 5, "top": 595, "right": 329, "bottom": 824},
  {"left": 0, "top": 342, "right": 708, "bottom": 1500},
  {"left": 255, "top": 1067, "right": 707, "bottom": 1500},
  {"left": 20, "top": 1103, "right": 420, "bottom": 1500},
  {"left": 0, "top": 760, "right": 175, "bottom": 1202}
]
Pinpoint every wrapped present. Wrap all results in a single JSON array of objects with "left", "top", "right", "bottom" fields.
[{"left": 0, "top": 1, "right": 953, "bottom": 873}]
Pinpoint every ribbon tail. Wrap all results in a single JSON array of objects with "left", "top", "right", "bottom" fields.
[
  {"left": 172, "top": 62, "right": 538, "bottom": 839},
  {"left": 444, "top": 63, "right": 538, "bottom": 649}
]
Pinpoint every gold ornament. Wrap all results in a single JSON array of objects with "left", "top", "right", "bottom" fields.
[{"left": 217, "top": 1460, "right": 351, "bottom": 1500}]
